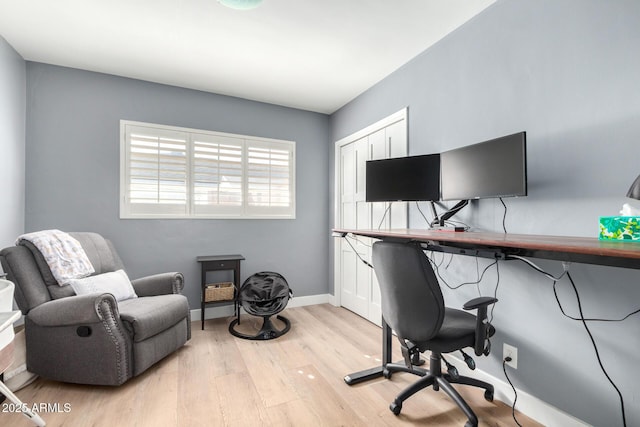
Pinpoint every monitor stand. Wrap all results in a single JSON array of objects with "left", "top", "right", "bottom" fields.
[{"left": 430, "top": 200, "right": 469, "bottom": 229}]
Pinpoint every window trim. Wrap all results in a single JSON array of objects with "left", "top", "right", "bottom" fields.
[{"left": 120, "top": 120, "right": 296, "bottom": 219}]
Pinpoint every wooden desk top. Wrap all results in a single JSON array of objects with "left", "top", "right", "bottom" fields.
[{"left": 333, "top": 228, "right": 640, "bottom": 269}]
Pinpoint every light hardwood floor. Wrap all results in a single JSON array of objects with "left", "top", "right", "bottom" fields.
[{"left": 4, "top": 304, "right": 541, "bottom": 426}]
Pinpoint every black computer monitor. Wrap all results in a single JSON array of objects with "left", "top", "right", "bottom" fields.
[
  {"left": 440, "top": 132, "right": 527, "bottom": 201},
  {"left": 365, "top": 154, "right": 440, "bottom": 202}
]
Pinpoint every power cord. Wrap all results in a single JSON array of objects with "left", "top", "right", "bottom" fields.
[
  {"left": 511, "top": 257, "right": 628, "bottom": 427},
  {"left": 428, "top": 250, "right": 455, "bottom": 270},
  {"left": 489, "top": 260, "right": 500, "bottom": 324},
  {"left": 377, "top": 203, "right": 393, "bottom": 230},
  {"left": 502, "top": 357, "right": 523, "bottom": 427},
  {"left": 415, "top": 201, "right": 433, "bottom": 228},
  {"left": 560, "top": 272, "right": 627, "bottom": 427},
  {"left": 341, "top": 235, "right": 374, "bottom": 269},
  {"left": 499, "top": 197, "right": 508, "bottom": 233},
  {"left": 514, "top": 256, "right": 640, "bottom": 322},
  {"left": 553, "top": 280, "right": 640, "bottom": 322},
  {"left": 510, "top": 255, "right": 568, "bottom": 281},
  {"left": 429, "top": 254, "right": 500, "bottom": 325},
  {"left": 429, "top": 257, "right": 498, "bottom": 290}
]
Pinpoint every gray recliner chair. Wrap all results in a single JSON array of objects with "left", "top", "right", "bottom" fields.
[{"left": 0, "top": 232, "right": 191, "bottom": 386}]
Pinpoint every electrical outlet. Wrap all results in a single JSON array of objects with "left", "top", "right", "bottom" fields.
[{"left": 503, "top": 343, "right": 518, "bottom": 369}]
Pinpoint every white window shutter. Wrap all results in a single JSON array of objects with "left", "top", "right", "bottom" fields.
[
  {"left": 246, "top": 140, "right": 295, "bottom": 217},
  {"left": 124, "top": 125, "right": 188, "bottom": 216},
  {"left": 192, "top": 133, "right": 244, "bottom": 216},
  {"left": 121, "top": 121, "right": 295, "bottom": 219}
]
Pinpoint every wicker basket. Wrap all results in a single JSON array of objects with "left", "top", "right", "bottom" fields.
[{"left": 204, "top": 282, "right": 235, "bottom": 302}]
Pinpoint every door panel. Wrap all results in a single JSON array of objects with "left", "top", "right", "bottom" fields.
[{"left": 336, "top": 111, "right": 407, "bottom": 325}]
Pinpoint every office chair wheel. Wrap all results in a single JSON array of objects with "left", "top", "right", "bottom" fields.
[
  {"left": 390, "top": 401, "right": 402, "bottom": 415},
  {"left": 462, "top": 351, "right": 476, "bottom": 370},
  {"left": 484, "top": 389, "right": 494, "bottom": 402},
  {"left": 383, "top": 368, "right": 392, "bottom": 379},
  {"left": 447, "top": 365, "right": 459, "bottom": 380}
]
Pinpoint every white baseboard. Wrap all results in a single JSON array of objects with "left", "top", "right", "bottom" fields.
[
  {"left": 190, "top": 293, "right": 332, "bottom": 322},
  {"left": 447, "top": 355, "right": 589, "bottom": 427}
]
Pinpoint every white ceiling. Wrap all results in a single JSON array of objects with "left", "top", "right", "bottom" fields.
[{"left": 0, "top": 0, "right": 495, "bottom": 114}]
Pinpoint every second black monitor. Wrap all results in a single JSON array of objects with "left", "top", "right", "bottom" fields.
[
  {"left": 440, "top": 132, "right": 527, "bottom": 201},
  {"left": 366, "top": 154, "right": 440, "bottom": 202}
]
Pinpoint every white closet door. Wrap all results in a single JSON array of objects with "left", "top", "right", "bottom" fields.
[
  {"left": 339, "top": 138, "right": 368, "bottom": 316},
  {"left": 336, "top": 109, "right": 407, "bottom": 325}
]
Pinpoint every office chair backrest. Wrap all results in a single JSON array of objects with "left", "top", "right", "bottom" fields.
[{"left": 372, "top": 241, "right": 445, "bottom": 342}]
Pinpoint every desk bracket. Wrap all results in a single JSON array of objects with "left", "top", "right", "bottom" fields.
[{"left": 421, "top": 243, "right": 509, "bottom": 261}]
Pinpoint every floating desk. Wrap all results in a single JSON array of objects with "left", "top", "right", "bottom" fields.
[
  {"left": 333, "top": 228, "right": 640, "bottom": 385},
  {"left": 334, "top": 228, "right": 640, "bottom": 269}
]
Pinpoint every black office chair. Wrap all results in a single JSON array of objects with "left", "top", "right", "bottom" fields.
[{"left": 372, "top": 241, "right": 497, "bottom": 427}]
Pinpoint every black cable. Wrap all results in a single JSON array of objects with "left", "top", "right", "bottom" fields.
[
  {"left": 426, "top": 248, "right": 455, "bottom": 271},
  {"left": 415, "top": 201, "right": 433, "bottom": 228},
  {"left": 563, "top": 272, "right": 627, "bottom": 427},
  {"left": 553, "top": 280, "right": 640, "bottom": 322},
  {"left": 489, "top": 260, "right": 500, "bottom": 323},
  {"left": 514, "top": 257, "right": 631, "bottom": 426},
  {"left": 377, "top": 203, "right": 393, "bottom": 230},
  {"left": 511, "top": 256, "right": 568, "bottom": 281},
  {"left": 503, "top": 358, "right": 523, "bottom": 427},
  {"left": 515, "top": 257, "right": 640, "bottom": 322},
  {"left": 499, "top": 197, "right": 507, "bottom": 233},
  {"left": 430, "top": 257, "right": 498, "bottom": 290},
  {"left": 342, "top": 235, "right": 374, "bottom": 269}
]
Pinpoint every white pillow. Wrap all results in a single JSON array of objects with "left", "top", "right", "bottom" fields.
[{"left": 67, "top": 269, "right": 138, "bottom": 302}]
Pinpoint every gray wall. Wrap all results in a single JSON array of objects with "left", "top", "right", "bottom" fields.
[
  {"left": 0, "top": 36, "right": 26, "bottom": 249},
  {"left": 25, "top": 63, "right": 330, "bottom": 308},
  {"left": 330, "top": 1, "right": 640, "bottom": 426}
]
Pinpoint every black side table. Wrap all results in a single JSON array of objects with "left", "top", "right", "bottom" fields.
[{"left": 197, "top": 254, "right": 244, "bottom": 330}]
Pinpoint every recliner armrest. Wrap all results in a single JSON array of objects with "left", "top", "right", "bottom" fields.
[
  {"left": 27, "top": 293, "right": 118, "bottom": 326},
  {"left": 131, "top": 272, "right": 184, "bottom": 297},
  {"left": 25, "top": 293, "right": 132, "bottom": 385}
]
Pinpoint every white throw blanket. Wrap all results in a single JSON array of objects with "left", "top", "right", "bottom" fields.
[{"left": 16, "top": 229, "right": 95, "bottom": 285}]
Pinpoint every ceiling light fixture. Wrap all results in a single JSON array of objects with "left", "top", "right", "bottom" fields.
[{"left": 218, "top": 0, "right": 263, "bottom": 10}]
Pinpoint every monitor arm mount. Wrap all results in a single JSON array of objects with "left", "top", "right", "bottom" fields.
[{"left": 429, "top": 199, "right": 469, "bottom": 228}]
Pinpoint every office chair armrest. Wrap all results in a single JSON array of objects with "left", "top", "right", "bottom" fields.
[
  {"left": 463, "top": 296, "right": 498, "bottom": 356},
  {"left": 462, "top": 296, "right": 498, "bottom": 311}
]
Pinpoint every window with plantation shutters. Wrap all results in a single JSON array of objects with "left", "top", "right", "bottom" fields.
[
  {"left": 246, "top": 143, "right": 293, "bottom": 216},
  {"left": 124, "top": 126, "right": 188, "bottom": 216},
  {"left": 120, "top": 121, "right": 295, "bottom": 219},
  {"left": 192, "top": 133, "right": 244, "bottom": 216}
]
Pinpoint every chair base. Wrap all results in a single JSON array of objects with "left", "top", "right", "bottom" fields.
[
  {"left": 228, "top": 314, "right": 291, "bottom": 340},
  {"left": 385, "top": 353, "right": 493, "bottom": 427}
]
